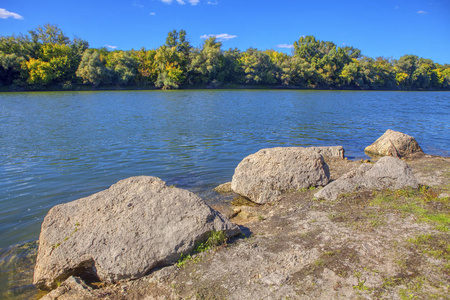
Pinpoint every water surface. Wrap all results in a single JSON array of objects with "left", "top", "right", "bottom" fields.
[{"left": 0, "top": 90, "right": 449, "bottom": 297}]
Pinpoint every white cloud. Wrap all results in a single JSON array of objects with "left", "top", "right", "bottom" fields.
[
  {"left": 160, "top": 0, "right": 200, "bottom": 5},
  {"left": 105, "top": 44, "right": 117, "bottom": 50},
  {"left": 275, "top": 44, "right": 294, "bottom": 49},
  {"left": 150, "top": 12, "right": 156, "bottom": 15},
  {"left": 417, "top": 10, "right": 428, "bottom": 14},
  {"left": 200, "top": 33, "right": 237, "bottom": 41},
  {"left": 0, "top": 8, "right": 24, "bottom": 20},
  {"left": 207, "top": 1, "right": 218, "bottom": 4},
  {"left": 133, "top": 1, "right": 144, "bottom": 8}
]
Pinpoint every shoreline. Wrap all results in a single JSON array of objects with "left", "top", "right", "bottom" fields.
[
  {"left": 2, "top": 153, "right": 449, "bottom": 299},
  {"left": 2, "top": 84, "right": 450, "bottom": 93}
]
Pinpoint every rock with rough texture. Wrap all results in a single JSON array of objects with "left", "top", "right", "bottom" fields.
[
  {"left": 33, "top": 176, "right": 241, "bottom": 290},
  {"left": 364, "top": 129, "right": 423, "bottom": 157},
  {"left": 307, "top": 146, "right": 345, "bottom": 159},
  {"left": 314, "top": 156, "right": 418, "bottom": 201},
  {"left": 41, "top": 276, "right": 95, "bottom": 300},
  {"left": 231, "top": 147, "right": 330, "bottom": 204}
]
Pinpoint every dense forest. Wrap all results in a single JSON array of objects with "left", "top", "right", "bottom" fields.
[{"left": 1, "top": 24, "right": 449, "bottom": 91}]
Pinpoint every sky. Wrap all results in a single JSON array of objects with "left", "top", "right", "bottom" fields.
[{"left": 1, "top": 0, "right": 449, "bottom": 64}]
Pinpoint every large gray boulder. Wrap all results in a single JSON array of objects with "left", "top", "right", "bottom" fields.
[
  {"left": 33, "top": 176, "right": 240, "bottom": 290},
  {"left": 365, "top": 129, "right": 423, "bottom": 157},
  {"left": 314, "top": 156, "right": 418, "bottom": 201},
  {"left": 231, "top": 147, "right": 330, "bottom": 204}
]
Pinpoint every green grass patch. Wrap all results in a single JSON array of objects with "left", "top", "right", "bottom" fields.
[
  {"left": 408, "top": 234, "right": 450, "bottom": 262},
  {"left": 370, "top": 187, "right": 450, "bottom": 231},
  {"left": 176, "top": 231, "right": 227, "bottom": 268}
]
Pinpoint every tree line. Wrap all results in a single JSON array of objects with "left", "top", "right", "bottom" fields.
[{"left": 1, "top": 24, "right": 449, "bottom": 91}]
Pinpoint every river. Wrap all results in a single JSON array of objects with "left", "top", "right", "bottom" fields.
[{"left": 0, "top": 90, "right": 449, "bottom": 298}]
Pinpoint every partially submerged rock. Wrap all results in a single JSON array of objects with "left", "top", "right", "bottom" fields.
[
  {"left": 231, "top": 147, "right": 330, "bottom": 204},
  {"left": 365, "top": 129, "right": 424, "bottom": 158},
  {"left": 33, "top": 176, "right": 240, "bottom": 290},
  {"left": 314, "top": 156, "right": 418, "bottom": 201}
]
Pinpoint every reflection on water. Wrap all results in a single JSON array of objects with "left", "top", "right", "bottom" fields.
[{"left": 0, "top": 90, "right": 449, "bottom": 297}]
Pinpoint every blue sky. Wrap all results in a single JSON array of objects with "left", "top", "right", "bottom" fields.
[{"left": 1, "top": 0, "right": 449, "bottom": 64}]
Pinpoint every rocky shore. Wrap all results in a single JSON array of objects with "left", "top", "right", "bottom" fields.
[{"left": 28, "top": 130, "right": 450, "bottom": 299}]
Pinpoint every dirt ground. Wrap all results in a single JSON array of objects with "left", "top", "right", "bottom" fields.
[{"left": 42, "top": 155, "right": 450, "bottom": 300}]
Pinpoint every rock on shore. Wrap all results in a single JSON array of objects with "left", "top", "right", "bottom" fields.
[
  {"left": 365, "top": 129, "right": 424, "bottom": 157},
  {"left": 33, "top": 176, "right": 240, "bottom": 290},
  {"left": 33, "top": 155, "right": 450, "bottom": 300},
  {"left": 314, "top": 156, "right": 418, "bottom": 201},
  {"left": 231, "top": 147, "right": 330, "bottom": 204}
]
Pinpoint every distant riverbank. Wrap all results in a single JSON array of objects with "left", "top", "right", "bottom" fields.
[{"left": 2, "top": 84, "right": 450, "bottom": 93}]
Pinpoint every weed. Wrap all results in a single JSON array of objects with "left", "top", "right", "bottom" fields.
[
  {"left": 52, "top": 222, "right": 80, "bottom": 249},
  {"left": 369, "top": 188, "right": 450, "bottom": 231},
  {"left": 408, "top": 234, "right": 450, "bottom": 262},
  {"left": 399, "top": 276, "right": 424, "bottom": 300},
  {"left": 314, "top": 258, "right": 325, "bottom": 267},
  {"left": 176, "top": 231, "right": 227, "bottom": 268},
  {"left": 353, "top": 270, "right": 371, "bottom": 291},
  {"left": 299, "top": 186, "right": 316, "bottom": 192}
]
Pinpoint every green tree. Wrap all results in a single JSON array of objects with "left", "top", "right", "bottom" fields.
[
  {"left": 239, "top": 48, "right": 277, "bottom": 85},
  {"left": 105, "top": 51, "right": 137, "bottom": 85},
  {"left": 131, "top": 48, "right": 158, "bottom": 85},
  {"left": 294, "top": 36, "right": 351, "bottom": 87},
  {"left": 189, "top": 37, "right": 223, "bottom": 86},
  {"left": 76, "top": 49, "right": 111, "bottom": 86},
  {"left": 394, "top": 55, "right": 419, "bottom": 88},
  {"left": 23, "top": 43, "right": 74, "bottom": 86},
  {"left": 154, "top": 45, "right": 185, "bottom": 89},
  {"left": 216, "top": 48, "right": 245, "bottom": 85},
  {"left": 372, "top": 57, "right": 396, "bottom": 88},
  {"left": 0, "top": 53, "right": 25, "bottom": 86},
  {"left": 164, "top": 29, "right": 191, "bottom": 79},
  {"left": 28, "top": 24, "right": 70, "bottom": 45}
]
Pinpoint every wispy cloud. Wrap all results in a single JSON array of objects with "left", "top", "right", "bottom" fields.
[
  {"left": 133, "top": 1, "right": 144, "bottom": 8},
  {"left": 105, "top": 44, "right": 117, "bottom": 50},
  {"left": 417, "top": 10, "right": 428, "bottom": 14},
  {"left": 0, "top": 8, "right": 24, "bottom": 20},
  {"left": 149, "top": 12, "right": 156, "bottom": 15},
  {"left": 201, "top": 33, "right": 237, "bottom": 41},
  {"left": 207, "top": 0, "right": 218, "bottom": 4},
  {"left": 161, "top": 0, "right": 199, "bottom": 5},
  {"left": 275, "top": 44, "right": 294, "bottom": 49}
]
